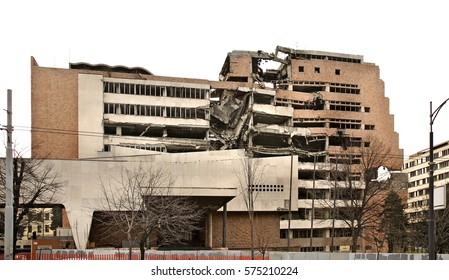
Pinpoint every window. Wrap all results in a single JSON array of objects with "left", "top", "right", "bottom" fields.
[
  {"left": 365, "top": 124, "right": 375, "bottom": 130},
  {"left": 298, "top": 66, "right": 304, "bottom": 72},
  {"left": 292, "top": 230, "right": 301, "bottom": 239},
  {"left": 314, "top": 67, "right": 320, "bottom": 74},
  {"left": 335, "top": 69, "right": 341, "bottom": 75},
  {"left": 280, "top": 229, "right": 288, "bottom": 239},
  {"left": 45, "top": 225, "right": 50, "bottom": 233},
  {"left": 45, "top": 213, "right": 50, "bottom": 220},
  {"left": 364, "top": 107, "right": 371, "bottom": 113}
]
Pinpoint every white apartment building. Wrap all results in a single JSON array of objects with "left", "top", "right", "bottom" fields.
[{"left": 403, "top": 140, "right": 449, "bottom": 221}]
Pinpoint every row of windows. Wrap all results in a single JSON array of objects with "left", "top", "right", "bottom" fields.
[
  {"left": 294, "top": 117, "right": 324, "bottom": 123},
  {"left": 407, "top": 211, "right": 426, "bottom": 221},
  {"left": 329, "top": 101, "right": 362, "bottom": 112},
  {"left": 408, "top": 188, "right": 428, "bottom": 198},
  {"left": 409, "top": 161, "right": 449, "bottom": 177},
  {"left": 103, "top": 82, "right": 209, "bottom": 100},
  {"left": 329, "top": 119, "right": 361, "bottom": 130},
  {"left": 103, "top": 144, "right": 167, "bottom": 153},
  {"left": 409, "top": 167, "right": 428, "bottom": 178},
  {"left": 28, "top": 224, "right": 50, "bottom": 233},
  {"left": 276, "top": 98, "right": 315, "bottom": 110},
  {"left": 280, "top": 229, "right": 325, "bottom": 239},
  {"left": 276, "top": 99, "right": 367, "bottom": 113},
  {"left": 298, "top": 246, "right": 362, "bottom": 252},
  {"left": 404, "top": 148, "right": 449, "bottom": 169},
  {"left": 292, "top": 118, "right": 374, "bottom": 131},
  {"left": 250, "top": 185, "right": 284, "bottom": 192},
  {"left": 409, "top": 172, "right": 449, "bottom": 187},
  {"left": 298, "top": 189, "right": 363, "bottom": 200},
  {"left": 330, "top": 86, "right": 361, "bottom": 94},
  {"left": 408, "top": 199, "right": 428, "bottom": 209},
  {"left": 410, "top": 178, "right": 428, "bottom": 188},
  {"left": 279, "top": 228, "right": 353, "bottom": 240},
  {"left": 293, "top": 53, "right": 361, "bottom": 63},
  {"left": 329, "top": 82, "right": 358, "bottom": 88},
  {"left": 298, "top": 66, "right": 341, "bottom": 75},
  {"left": 104, "top": 103, "right": 208, "bottom": 120}
]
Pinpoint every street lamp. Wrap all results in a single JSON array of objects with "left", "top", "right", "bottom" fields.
[{"left": 428, "top": 98, "right": 449, "bottom": 260}]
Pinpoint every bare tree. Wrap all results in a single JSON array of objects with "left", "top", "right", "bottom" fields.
[
  {"left": 363, "top": 219, "right": 386, "bottom": 259},
  {"left": 234, "top": 157, "right": 265, "bottom": 259},
  {"left": 407, "top": 191, "right": 449, "bottom": 254},
  {"left": 0, "top": 149, "right": 64, "bottom": 259},
  {"left": 330, "top": 137, "right": 398, "bottom": 252},
  {"left": 254, "top": 216, "right": 271, "bottom": 259},
  {"left": 98, "top": 164, "right": 204, "bottom": 260}
]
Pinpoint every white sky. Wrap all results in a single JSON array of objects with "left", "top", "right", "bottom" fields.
[{"left": 1, "top": 0, "right": 449, "bottom": 159}]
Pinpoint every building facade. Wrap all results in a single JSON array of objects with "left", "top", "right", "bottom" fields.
[
  {"left": 403, "top": 140, "right": 449, "bottom": 222},
  {"left": 30, "top": 46, "right": 403, "bottom": 251}
]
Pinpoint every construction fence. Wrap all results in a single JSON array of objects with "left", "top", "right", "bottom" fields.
[{"left": 3, "top": 250, "right": 449, "bottom": 260}]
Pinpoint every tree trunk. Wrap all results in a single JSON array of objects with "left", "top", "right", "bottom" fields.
[
  {"left": 127, "top": 232, "right": 133, "bottom": 260},
  {"left": 250, "top": 217, "right": 254, "bottom": 260},
  {"left": 139, "top": 232, "right": 149, "bottom": 260}
]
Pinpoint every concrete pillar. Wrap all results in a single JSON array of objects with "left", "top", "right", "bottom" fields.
[
  {"left": 222, "top": 203, "right": 227, "bottom": 248},
  {"left": 207, "top": 212, "right": 213, "bottom": 248}
]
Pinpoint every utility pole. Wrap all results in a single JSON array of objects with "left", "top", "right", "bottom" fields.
[
  {"left": 287, "top": 154, "right": 293, "bottom": 251},
  {"left": 330, "top": 154, "right": 338, "bottom": 252},
  {"left": 309, "top": 154, "right": 316, "bottom": 250},
  {"left": 4, "top": 89, "right": 14, "bottom": 260},
  {"left": 428, "top": 98, "right": 449, "bottom": 260}
]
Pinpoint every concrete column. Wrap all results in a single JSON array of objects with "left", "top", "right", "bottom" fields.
[
  {"left": 222, "top": 203, "right": 227, "bottom": 248},
  {"left": 207, "top": 212, "right": 213, "bottom": 248}
]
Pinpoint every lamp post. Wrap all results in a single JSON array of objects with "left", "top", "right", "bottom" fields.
[
  {"left": 428, "top": 98, "right": 449, "bottom": 260},
  {"left": 4, "top": 90, "right": 14, "bottom": 260}
]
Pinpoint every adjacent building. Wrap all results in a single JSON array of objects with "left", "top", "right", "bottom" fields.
[
  {"left": 30, "top": 46, "right": 403, "bottom": 251},
  {"left": 403, "top": 141, "right": 449, "bottom": 222}
]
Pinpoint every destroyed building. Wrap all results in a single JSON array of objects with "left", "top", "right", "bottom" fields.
[{"left": 30, "top": 46, "right": 403, "bottom": 251}]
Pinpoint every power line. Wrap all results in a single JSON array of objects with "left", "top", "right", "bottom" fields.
[{"left": 2, "top": 124, "right": 441, "bottom": 160}]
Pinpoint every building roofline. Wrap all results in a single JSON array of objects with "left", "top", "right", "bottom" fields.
[{"left": 69, "top": 62, "right": 153, "bottom": 75}]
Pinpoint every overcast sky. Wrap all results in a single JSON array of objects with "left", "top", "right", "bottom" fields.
[{"left": 1, "top": 0, "right": 448, "bottom": 159}]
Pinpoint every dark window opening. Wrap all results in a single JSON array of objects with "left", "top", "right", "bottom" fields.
[
  {"left": 335, "top": 69, "right": 341, "bottom": 75},
  {"left": 104, "top": 125, "right": 116, "bottom": 135},
  {"left": 298, "top": 66, "right": 304, "bottom": 72},
  {"left": 314, "top": 67, "right": 320, "bottom": 74},
  {"left": 227, "top": 76, "right": 248, "bottom": 82}
]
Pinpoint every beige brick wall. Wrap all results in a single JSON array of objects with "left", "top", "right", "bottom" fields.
[{"left": 31, "top": 58, "right": 79, "bottom": 159}]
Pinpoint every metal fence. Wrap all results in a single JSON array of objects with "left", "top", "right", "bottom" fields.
[
  {"left": 2, "top": 249, "right": 268, "bottom": 260},
  {"left": 3, "top": 250, "right": 449, "bottom": 260}
]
